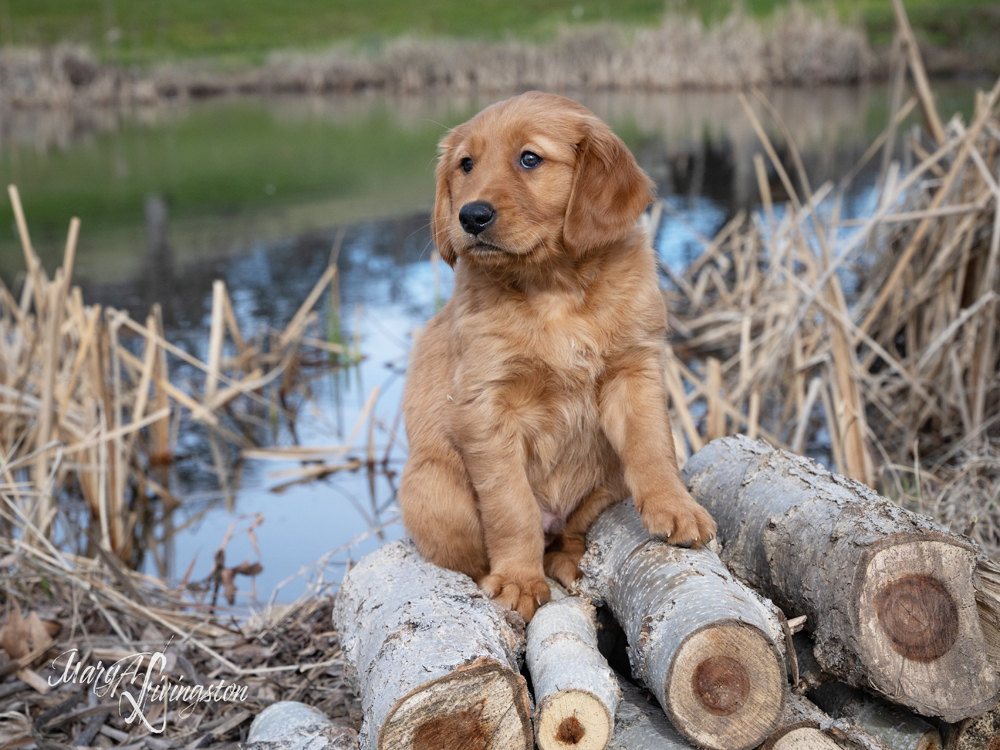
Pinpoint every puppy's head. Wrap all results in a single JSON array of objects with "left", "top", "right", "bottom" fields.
[{"left": 432, "top": 91, "right": 654, "bottom": 269}]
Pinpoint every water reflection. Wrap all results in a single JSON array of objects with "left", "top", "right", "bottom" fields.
[{"left": 0, "top": 81, "right": 984, "bottom": 599}]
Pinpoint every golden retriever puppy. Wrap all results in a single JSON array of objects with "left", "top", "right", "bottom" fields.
[{"left": 400, "top": 91, "right": 715, "bottom": 621}]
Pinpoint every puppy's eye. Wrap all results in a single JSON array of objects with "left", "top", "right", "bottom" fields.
[
  {"left": 460, "top": 158, "right": 474, "bottom": 174},
  {"left": 520, "top": 152, "right": 542, "bottom": 169}
]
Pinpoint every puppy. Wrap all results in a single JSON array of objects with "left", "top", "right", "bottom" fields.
[{"left": 400, "top": 91, "right": 715, "bottom": 621}]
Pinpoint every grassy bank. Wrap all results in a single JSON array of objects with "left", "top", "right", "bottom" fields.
[{"left": 1, "top": 0, "right": 996, "bottom": 70}]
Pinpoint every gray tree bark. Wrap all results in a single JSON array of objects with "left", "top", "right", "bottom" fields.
[
  {"left": 809, "top": 684, "right": 941, "bottom": 750},
  {"left": 763, "top": 694, "right": 890, "bottom": 750},
  {"left": 580, "top": 499, "right": 787, "bottom": 750},
  {"left": 331, "top": 539, "right": 532, "bottom": 750},
  {"left": 609, "top": 674, "right": 696, "bottom": 750},
  {"left": 245, "top": 701, "right": 358, "bottom": 750},
  {"left": 682, "top": 435, "right": 1000, "bottom": 722},
  {"left": 526, "top": 584, "right": 620, "bottom": 750}
]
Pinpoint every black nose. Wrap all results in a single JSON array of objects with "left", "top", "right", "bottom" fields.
[{"left": 458, "top": 201, "right": 496, "bottom": 236}]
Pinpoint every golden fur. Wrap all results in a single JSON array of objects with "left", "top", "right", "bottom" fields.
[{"left": 399, "top": 91, "right": 715, "bottom": 621}]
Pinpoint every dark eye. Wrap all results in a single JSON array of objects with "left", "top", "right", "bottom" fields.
[
  {"left": 461, "top": 158, "right": 473, "bottom": 173},
  {"left": 520, "top": 152, "right": 541, "bottom": 169}
]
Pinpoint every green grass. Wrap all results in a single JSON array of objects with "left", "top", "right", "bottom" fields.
[
  {"left": 3, "top": 0, "right": 996, "bottom": 68},
  {"left": 0, "top": 0, "right": 667, "bottom": 66}
]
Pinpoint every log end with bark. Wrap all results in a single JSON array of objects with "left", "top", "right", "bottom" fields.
[
  {"left": 527, "top": 586, "right": 620, "bottom": 750},
  {"left": 332, "top": 539, "right": 532, "bottom": 750},
  {"left": 581, "top": 500, "right": 787, "bottom": 750}
]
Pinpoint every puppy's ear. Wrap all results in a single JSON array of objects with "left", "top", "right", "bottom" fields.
[
  {"left": 563, "top": 118, "right": 655, "bottom": 256},
  {"left": 432, "top": 129, "right": 461, "bottom": 267}
]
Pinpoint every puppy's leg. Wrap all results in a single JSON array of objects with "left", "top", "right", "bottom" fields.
[
  {"left": 399, "top": 455, "right": 489, "bottom": 581},
  {"left": 599, "top": 358, "right": 716, "bottom": 547},
  {"left": 460, "top": 441, "right": 550, "bottom": 620},
  {"left": 544, "top": 481, "right": 624, "bottom": 588}
]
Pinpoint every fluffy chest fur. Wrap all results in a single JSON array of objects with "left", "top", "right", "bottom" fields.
[{"left": 445, "top": 276, "right": 630, "bottom": 519}]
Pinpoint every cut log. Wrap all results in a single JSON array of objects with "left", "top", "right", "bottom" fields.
[
  {"left": 526, "top": 584, "right": 620, "bottom": 750},
  {"left": 682, "top": 435, "right": 1000, "bottom": 722},
  {"left": 331, "top": 539, "right": 532, "bottom": 750},
  {"left": 763, "top": 694, "right": 889, "bottom": 750},
  {"left": 974, "top": 556, "right": 1000, "bottom": 672},
  {"left": 246, "top": 701, "right": 358, "bottom": 750},
  {"left": 940, "top": 704, "right": 1000, "bottom": 750},
  {"left": 580, "top": 499, "right": 787, "bottom": 750},
  {"left": 609, "top": 673, "right": 696, "bottom": 750},
  {"left": 810, "top": 683, "right": 942, "bottom": 750}
]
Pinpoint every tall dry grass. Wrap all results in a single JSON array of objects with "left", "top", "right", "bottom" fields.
[
  {"left": 0, "top": 195, "right": 351, "bottom": 562},
  {"left": 658, "top": 72, "right": 1000, "bottom": 554}
]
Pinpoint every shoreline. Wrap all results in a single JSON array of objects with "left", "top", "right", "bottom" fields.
[{"left": 0, "top": 7, "right": 977, "bottom": 110}]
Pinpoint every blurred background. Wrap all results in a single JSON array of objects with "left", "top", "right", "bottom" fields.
[{"left": 0, "top": 0, "right": 996, "bottom": 601}]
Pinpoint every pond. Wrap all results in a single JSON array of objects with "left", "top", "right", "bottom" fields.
[{"left": 0, "top": 81, "right": 984, "bottom": 601}]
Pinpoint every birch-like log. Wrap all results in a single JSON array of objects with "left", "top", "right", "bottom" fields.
[
  {"left": 245, "top": 702, "right": 358, "bottom": 750},
  {"left": 331, "top": 539, "right": 532, "bottom": 750},
  {"left": 580, "top": 500, "right": 787, "bottom": 750},
  {"left": 609, "top": 674, "right": 696, "bottom": 750},
  {"left": 809, "top": 684, "right": 942, "bottom": 750},
  {"left": 682, "top": 435, "right": 1000, "bottom": 721},
  {"left": 940, "top": 703, "right": 1000, "bottom": 750},
  {"left": 526, "top": 585, "right": 620, "bottom": 750},
  {"left": 762, "top": 694, "right": 889, "bottom": 750}
]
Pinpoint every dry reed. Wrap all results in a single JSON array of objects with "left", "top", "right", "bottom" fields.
[
  {"left": 654, "top": 31, "right": 1000, "bottom": 553},
  {"left": 0, "top": 197, "right": 354, "bottom": 562}
]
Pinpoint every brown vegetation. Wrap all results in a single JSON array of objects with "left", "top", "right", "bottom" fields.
[
  {"left": 659, "top": 73, "right": 1000, "bottom": 554},
  {"left": 0, "top": 195, "right": 353, "bottom": 563},
  {"left": 0, "top": 7, "right": 874, "bottom": 108}
]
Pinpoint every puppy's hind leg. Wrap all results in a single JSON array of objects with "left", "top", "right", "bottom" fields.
[
  {"left": 544, "top": 482, "right": 624, "bottom": 589},
  {"left": 399, "top": 455, "right": 489, "bottom": 581}
]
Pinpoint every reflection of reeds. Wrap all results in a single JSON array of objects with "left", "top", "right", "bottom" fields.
[
  {"left": 0, "top": 200, "right": 353, "bottom": 560},
  {"left": 659, "top": 67, "right": 1000, "bottom": 553}
]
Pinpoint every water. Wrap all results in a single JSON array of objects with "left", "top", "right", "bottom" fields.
[{"left": 0, "top": 81, "right": 985, "bottom": 601}]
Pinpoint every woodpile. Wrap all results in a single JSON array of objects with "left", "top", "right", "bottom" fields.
[{"left": 332, "top": 440, "right": 1000, "bottom": 750}]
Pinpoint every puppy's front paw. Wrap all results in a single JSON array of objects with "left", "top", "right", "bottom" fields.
[
  {"left": 479, "top": 571, "right": 550, "bottom": 621},
  {"left": 639, "top": 490, "right": 716, "bottom": 548}
]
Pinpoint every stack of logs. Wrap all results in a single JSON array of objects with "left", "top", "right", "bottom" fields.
[{"left": 331, "top": 436, "right": 1000, "bottom": 750}]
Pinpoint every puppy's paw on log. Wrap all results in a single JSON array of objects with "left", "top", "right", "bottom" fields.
[
  {"left": 480, "top": 572, "right": 551, "bottom": 621},
  {"left": 639, "top": 491, "right": 716, "bottom": 548}
]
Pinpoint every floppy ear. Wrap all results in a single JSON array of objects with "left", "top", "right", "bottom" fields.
[
  {"left": 432, "top": 129, "right": 462, "bottom": 267},
  {"left": 563, "top": 117, "right": 655, "bottom": 256}
]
